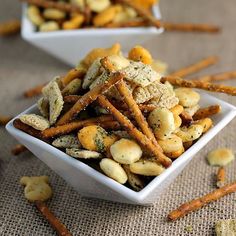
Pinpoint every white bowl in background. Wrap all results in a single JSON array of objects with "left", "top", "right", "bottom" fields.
[
  {"left": 6, "top": 92, "right": 236, "bottom": 205},
  {"left": 21, "top": 4, "right": 163, "bottom": 67}
]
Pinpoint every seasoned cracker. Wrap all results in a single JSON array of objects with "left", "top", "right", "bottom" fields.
[
  {"left": 62, "top": 78, "right": 82, "bottom": 96},
  {"left": 133, "top": 80, "right": 177, "bottom": 105},
  {"left": 123, "top": 164, "right": 144, "bottom": 191},
  {"left": 52, "top": 134, "right": 81, "bottom": 148},
  {"left": 82, "top": 58, "right": 102, "bottom": 89},
  {"left": 122, "top": 61, "right": 160, "bottom": 87},
  {"left": 20, "top": 176, "right": 52, "bottom": 202},
  {"left": 148, "top": 95, "right": 179, "bottom": 109},
  {"left": 93, "top": 5, "right": 122, "bottom": 27},
  {"left": 42, "top": 81, "right": 64, "bottom": 125},
  {"left": 215, "top": 219, "right": 236, "bottom": 236},
  {"left": 66, "top": 148, "right": 102, "bottom": 159},
  {"left": 106, "top": 55, "right": 130, "bottom": 70},
  {"left": 100, "top": 158, "right": 127, "bottom": 184},
  {"left": 81, "top": 43, "right": 121, "bottom": 68},
  {"left": 130, "top": 160, "right": 165, "bottom": 176},
  {"left": 19, "top": 114, "right": 50, "bottom": 131},
  {"left": 89, "top": 71, "right": 109, "bottom": 90},
  {"left": 37, "top": 97, "right": 49, "bottom": 118},
  {"left": 207, "top": 148, "right": 234, "bottom": 166}
]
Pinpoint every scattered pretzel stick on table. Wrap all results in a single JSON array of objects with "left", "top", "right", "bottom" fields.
[
  {"left": 105, "top": 20, "right": 220, "bottom": 34},
  {"left": 161, "top": 77, "right": 236, "bottom": 96},
  {"left": 97, "top": 95, "right": 171, "bottom": 168},
  {"left": 21, "top": 0, "right": 83, "bottom": 14},
  {"left": 24, "top": 83, "right": 47, "bottom": 98},
  {"left": 163, "top": 22, "right": 220, "bottom": 33},
  {"left": 35, "top": 201, "right": 72, "bottom": 236},
  {"left": 42, "top": 115, "right": 114, "bottom": 138},
  {"left": 57, "top": 71, "right": 124, "bottom": 125},
  {"left": 168, "top": 181, "right": 236, "bottom": 221},
  {"left": 11, "top": 144, "right": 28, "bottom": 155},
  {"left": 193, "top": 71, "right": 236, "bottom": 82},
  {"left": 168, "top": 56, "right": 218, "bottom": 78},
  {"left": 216, "top": 167, "right": 226, "bottom": 188},
  {"left": 0, "top": 115, "right": 12, "bottom": 125},
  {"left": 193, "top": 105, "right": 221, "bottom": 120},
  {"left": 0, "top": 19, "right": 21, "bottom": 36}
]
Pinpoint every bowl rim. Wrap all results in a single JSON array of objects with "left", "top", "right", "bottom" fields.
[
  {"left": 6, "top": 93, "right": 236, "bottom": 203},
  {"left": 21, "top": 3, "right": 164, "bottom": 39}
]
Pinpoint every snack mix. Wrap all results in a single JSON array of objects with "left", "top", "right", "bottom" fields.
[
  {"left": 14, "top": 44, "right": 223, "bottom": 191},
  {"left": 26, "top": 0, "right": 158, "bottom": 32}
]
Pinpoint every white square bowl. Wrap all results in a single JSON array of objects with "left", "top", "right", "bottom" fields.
[
  {"left": 21, "top": 4, "right": 163, "bottom": 67},
  {"left": 6, "top": 92, "right": 236, "bottom": 205}
]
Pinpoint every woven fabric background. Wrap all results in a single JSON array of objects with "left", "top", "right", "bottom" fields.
[{"left": 1, "top": 0, "right": 236, "bottom": 235}]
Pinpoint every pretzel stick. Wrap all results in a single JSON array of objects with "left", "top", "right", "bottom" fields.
[
  {"left": 24, "top": 83, "right": 47, "bottom": 98},
  {"left": 216, "top": 167, "right": 226, "bottom": 188},
  {"left": 13, "top": 119, "right": 43, "bottom": 139},
  {"left": 161, "top": 77, "right": 236, "bottom": 96},
  {"left": 21, "top": 0, "right": 83, "bottom": 14},
  {"left": 117, "top": 103, "right": 157, "bottom": 113},
  {"left": 97, "top": 95, "right": 171, "bottom": 167},
  {"left": 163, "top": 22, "right": 220, "bottom": 33},
  {"left": 105, "top": 20, "right": 220, "bottom": 34},
  {"left": 64, "top": 96, "right": 128, "bottom": 107},
  {"left": 116, "top": 0, "right": 162, "bottom": 28},
  {"left": 11, "top": 144, "right": 28, "bottom": 155},
  {"left": 100, "top": 121, "right": 121, "bottom": 130},
  {"left": 61, "top": 68, "right": 86, "bottom": 87},
  {"left": 169, "top": 56, "right": 218, "bottom": 78},
  {"left": 168, "top": 181, "right": 236, "bottom": 221},
  {"left": 117, "top": 81, "right": 160, "bottom": 146},
  {"left": 193, "top": 105, "right": 221, "bottom": 120},
  {"left": 0, "top": 115, "right": 12, "bottom": 125},
  {"left": 101, "top": 57, "right": 159, "bottom": 147},
  {"left": 194, "top": 71, "right": 236, "bottom": 82},
  {"left": 65, "top": 96, "right": 157, "bottom": 113},
  {"left": 0, "top": 19, "right": 21, "bottom": 36},
  {"left": 42, "top": 115, "right": 114, "bottom": 138},
  {"left": 35, "top": 201, "right": 72, "bottom": 236},
  {"left": 180, "top": 111, "right": 193, "bottom": 126},
  {"left": 64, "top": 95, "right": 81, "bottom": 104},
  {"left": 57, "top": 72, "right": 124, "bottom": 125}
]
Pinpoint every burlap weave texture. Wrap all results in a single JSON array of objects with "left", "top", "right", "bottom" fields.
[{"left": 1, "top": 0, "right": 236, "bottom": 235}]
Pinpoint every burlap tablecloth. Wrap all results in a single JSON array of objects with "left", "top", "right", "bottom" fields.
[{"left": 1, "top": 0, "right": 236, "bottom": 235}]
